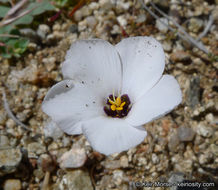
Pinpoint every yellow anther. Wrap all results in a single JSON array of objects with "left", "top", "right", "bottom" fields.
[
  {"left": 116, "top": 97, "right": 121, "bottom": 106},
  {"left": 108, "top": 98, "right": 116, "bottom": 105},
  {"left": 116, "top": 107, "right": 123, "bottom": 111},
  {"left": 108, "top": 94, "right": 126, "bottom": 112},
  {"left": 111, "top": 104, "right": 116, "bottom": 111},
  {"left": 120, "top": 102, "right": 126, "bottom": 107}
]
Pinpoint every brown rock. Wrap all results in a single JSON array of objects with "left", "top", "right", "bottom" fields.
[{"left": 170, "top": 51, "right": 191, "bottom": 63}]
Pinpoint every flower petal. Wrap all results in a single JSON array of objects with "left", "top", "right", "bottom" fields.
[
  {"left": 43, "top": 80, "right": 74, "bottom": 101},
  {"left": 125, "top": 75, "right": 182, "bottom": 126},
  {"left": 82, "top": 116, "right": 147, "bottom": 155},
  {"left": 115, "top": 36, "right": 165, "bottom": 101},
  {"left": 42, "top": 81, "right": 104, "bottom": 135},
  {"left": 62, "top": 39, "right": 122, "bottom": 97}
]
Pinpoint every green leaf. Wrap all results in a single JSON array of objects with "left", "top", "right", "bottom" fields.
[
  {"left": 0, "top": 0, "right": 10, "bottom": 3},
  {"left": 12, "top": 14, "right": 33, "bottom": 25},
  {"left": 0, "top": 0, "right": 55, "bottom": 59},
  {"left": 6, "top": 0, "right": 55, "bottom": 27},
  {"left": 0, "top": 25, "right": 13, "bottom": 34},
  {"left": 10, "top": 28, "right": 20, "bottom": 35},
  {"left": 1, "top": 52, "right": 12, "bottom": 59},
  {"left": 30, "top": 0, "right": 55, "bottom": 16},
  {"left": 0, "top": 46, "right": 11, "bottom": 59},
  {"left": 14, "top": 38, "right": 29, "bottom": 51},
  {"left": 0, "top": 38, "right": 29, "bottom": 58},
  {"left": 0, "top": 5, "right": 10, "bottom": 18}
]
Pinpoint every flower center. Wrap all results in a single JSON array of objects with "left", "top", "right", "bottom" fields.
[{"left": 104, "top": 94, "right": 131, "bottom": 118}]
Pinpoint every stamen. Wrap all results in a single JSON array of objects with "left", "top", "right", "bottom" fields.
[
  {"left": 104, "top": 94, "right": 131, "bottom": 118},
  {"left": 108, "top": 98, "right": 116, "bottom": 105},
  {"left": 116, "top": 96, "right": 121, "bottom": 106},
  {"left": 116, "top": 107, "right": 123, "bottom": 111},
  {"left": 120, "top": 102, "right": 126, "bottom": 107},
  {"left": 112, "top": 92, "right": 115, "bottom": 102},
  {"left": 111, "top": 104, "right": 116, "bottom": 111}
]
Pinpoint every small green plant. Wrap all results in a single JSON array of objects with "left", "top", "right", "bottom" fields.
[{"left": 0, "top": 0, "right": 55, "bottom": 58}]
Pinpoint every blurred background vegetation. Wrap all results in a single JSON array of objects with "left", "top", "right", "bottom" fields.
[{"left": 0, "top": 0, "right": 87, "bottom": 58}]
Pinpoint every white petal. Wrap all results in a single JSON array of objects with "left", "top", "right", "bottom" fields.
[
  {"left": 42, "top": 81, "right": 104, "bottom": 135},
  {"left": 62, "top": 39, "right": 122, "bottom": 97},
  {"left": 82, "top": 116, "right": 147, "bottom": 155},
  {"left": 116, "top": 36, "right": 165, "bottom": 101},
  {"left": 43, "top": 80, "right": 74, "bottom": 101},
  {"left": 125, "top": 75, "right": 182, "bottom": 126}
]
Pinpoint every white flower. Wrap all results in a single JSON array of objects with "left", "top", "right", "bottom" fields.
[{"left": 42, "top": 37, "right": 182, "bottom": 155}]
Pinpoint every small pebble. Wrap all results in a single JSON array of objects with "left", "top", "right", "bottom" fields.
[
  {"left": 188, "top": 18, "right": 204, "bottom": 33},
  {"left": 58, "top": 170, "right": 93, "bottom": 190},
  {"left": 3, "top": 179, "right": 21, "bottom": 190},
  {"left": 27, "top": 142, "right": 46, "bottom": 157},
  {"left": 155, "top": 17, "right": 169, "bottom": 33},
  {"left": 178, "top": 126, "right": 195, "bottom": 142},
  {"left": 196, "top": 123, "right": 213, "bottom": 138},
  {"left": 59, "top": 147, "right": 87, "bottom": 169},
  {"left": 0, "top": 149, "right": 22, "bottom": 176},
  {"left": 170, "top": 51, "right": 191, "bottom": 63},
  {"left": 37, "top": 24, "right": 50, "bottom": 40}
]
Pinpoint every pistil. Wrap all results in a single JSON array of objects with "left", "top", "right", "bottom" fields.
[{"left": 104, "top": 94, "right": 131, "bottom": 118}]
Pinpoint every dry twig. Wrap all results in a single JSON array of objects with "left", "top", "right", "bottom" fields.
[
  {"left": 197, "top": 14, "right": 214, "bottom": 41},
  {"left": 138, "top": 0, "right": 209, "bottom": 54},
  {"left": 1, "top": 88, "right": 31, "bottom": 131},
  {"left": 0, "top": 34, "right": 20, "bottom": 38},
  {"left": 0, "top": 0, "right": 38, "bottom": 28},
  {"left": 0, "top": 7, "right": 36, "bottom": 27},
  {"left": 5, "top": 0, "right": 28, "bottom": 18}
]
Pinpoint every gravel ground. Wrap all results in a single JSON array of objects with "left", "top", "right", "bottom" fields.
[{"left": 0, "top": 0, "right": 217, "bottom": 190}]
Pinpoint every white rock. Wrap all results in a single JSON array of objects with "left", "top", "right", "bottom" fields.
[
  {"left": 42, "top": 57, "right": 56, "bottom": 72},
  {"left": 136, "top": 14, "right": 146, "bottom": 23},
  {"left": 37, "top": 24, "right": 50, "bottom": 40},
  {"left": 53, "top": 24, "right": 61, "bottom": 31},
  {"left": 196, "top": 123, "right": 213, "bottom": 137},
  {"left": 78, "top": 20, "right": 87, "bottom": 32},
  {"left": 6, "top": 119, "right": 16, "bottom": 129},
  {"left": 59, "top": 170, "right": 93, "bottom": 190},
  {"left": 74, "top": 10, "right": 83, "bottom": 22},
  {"left": 112, "top": 170, "right": 126, "bottom": 186},
  {"left": 88, "top": 2, "right": 99, "bottom": 10},
  {"left": 59, "top": 147, "right": 87, "bottom": 169},
  {"left": 99, "top": 0, "right": 114, "bottom": 10},
  {"left": 120, "top": 155, "right": 128, "bottom": 168},
  {"left": 111, "top": 25, "right": 121, "bottom": 34},
  {"left": 117, "top": 15, "right": 127, "bottom": 27},
  {"left": 86, "top": 16, "right": 97, "bottom": 28},
  {"left": 155, "top": 17, "right": 169, "bottom": 33},
  {"left": 137, "top": 157, "right": 147, "bottom": 166},
  {"left": 199, "top": 154, "right": 209, "bottom": 164},
  {"left": 118, "top": 1, "right": 131, "bottom": 10},
  {"left": 205, "top": 113, "right": 214, "bottom": 124},
  {"left": 151, "top": 153, "right": 159, "bottom": 164},
  {"left": 44, "top": 120, "right": 64, "bottom": 140},
  {"left": 27, "top": 142, "right": 46, "bottom": 157}
]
